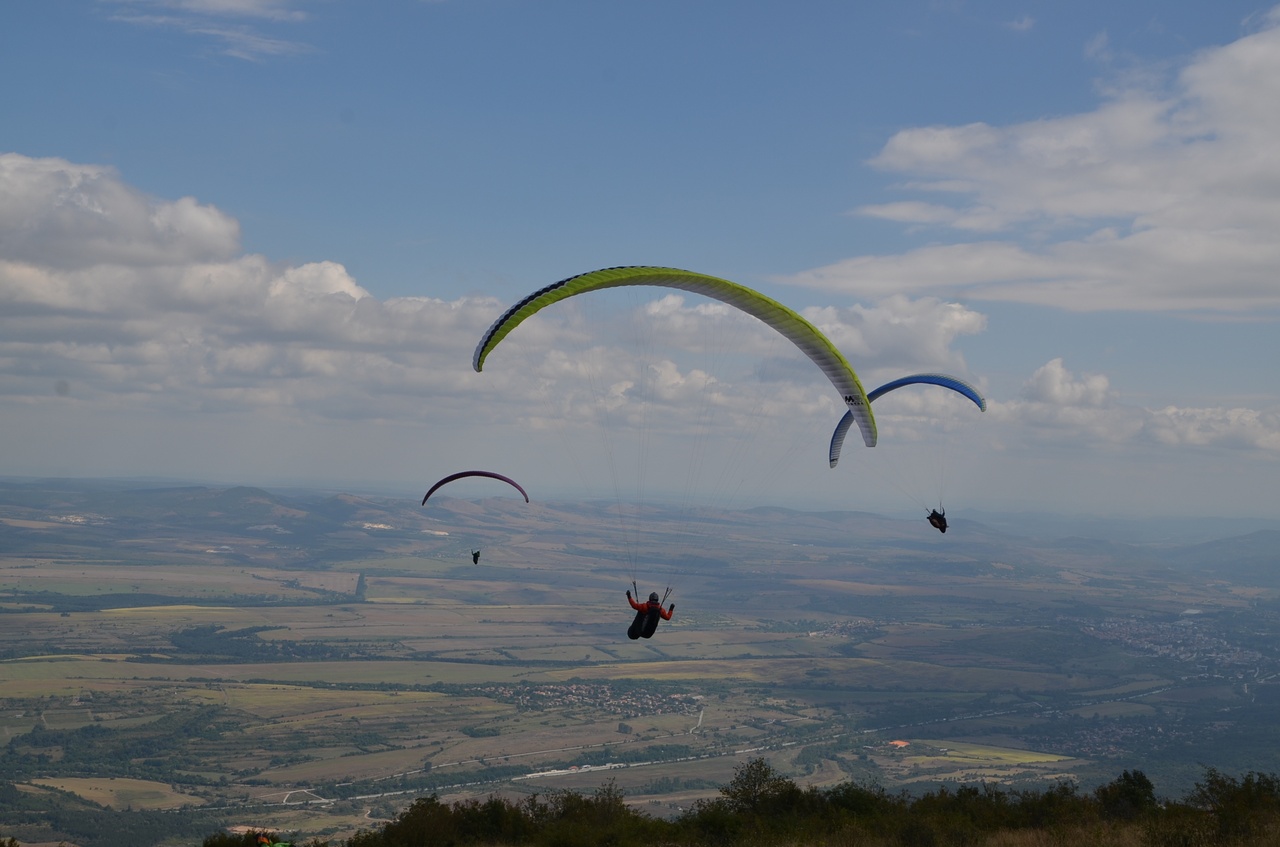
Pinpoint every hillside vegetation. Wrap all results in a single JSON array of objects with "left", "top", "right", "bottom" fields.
[{"left": 197, "top": 760, "right": 1280, "bottom": 847}]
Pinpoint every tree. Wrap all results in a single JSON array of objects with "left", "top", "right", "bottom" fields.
[
  {"left": 1095, "top": 769, "right": 1157, "bottom": 820},
  {"left": 720, "top": 758, "right": 795, "bottom": 814},
  {"left": 1190, "top": 767, "right": 1280, "bottom": 839}
]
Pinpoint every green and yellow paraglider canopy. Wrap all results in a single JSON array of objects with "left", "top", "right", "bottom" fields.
[{"left": 472, "top": 266, "right": 878, "bottom": 447}]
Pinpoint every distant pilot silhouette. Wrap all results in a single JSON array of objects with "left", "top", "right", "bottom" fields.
[{"left": 928, "top": 509, "right": 947, "bottom": 534}]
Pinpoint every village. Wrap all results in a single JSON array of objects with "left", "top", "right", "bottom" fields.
[{"left": 1076, "top": 615, "right": 1274, "bottom": 676}]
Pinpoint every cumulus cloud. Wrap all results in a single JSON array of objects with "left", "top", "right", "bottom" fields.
[
  {"left": 473, "top": 292, "right": 858, "bottom": 438},
  {"left": 1143, "top": 406, "right": 1280, "bottom": 451},
  {"left": 5, "top": 152, "right": 1277, "bottom": 500},
  {"left": 0, "top": 154, "right": 240, "bottom": 269},
  {"left": 803, "top": 295, "right": 986, "bottom": 381},
  {"left": 786, "top": 9, "right": 1280, "bottom": 313},
  {"left": 485, "top": 289, "right": 992, "bottom": 443},
  {"left": 1020, "top": 358, "right": 1111, "bottom": 407},
  {"left": 988, "top": 359, "right": 1280, "bottom": 456},
  {"left": 10, "top": 154, "right": 970, "bottom": 454},
  {"left": 986, "top": 359, "right": 1137, "bottom": 445},
  {"left": 0, "top": 154, "right": 502, "bottom": 426},
  {"left": 0, "top": 154, "right": 1003, "bottom": 478}
]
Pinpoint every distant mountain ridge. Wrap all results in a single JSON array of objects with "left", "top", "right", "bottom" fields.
[{"left": 1, "top": 477, "right": 1275, "bottom": 582}]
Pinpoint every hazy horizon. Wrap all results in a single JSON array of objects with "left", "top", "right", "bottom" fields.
[
  {"left": 5, "top": 473, "right": 1279, "bottom": 547},
  {"left": 3, "top": 2, "right": 1278, "bottom": 520}
]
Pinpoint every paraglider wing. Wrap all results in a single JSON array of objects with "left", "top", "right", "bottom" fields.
[
  {"left": 828, "top": 412, "right": 860, "bottom": 470},
  {"left": 867, "top": 374, "right": 986, "bottom": 411},
  {"left": 828, "top": 373, "right": 986, "bottom": 468},
  {"left": 422, "top": 470, "right": 530, "bottom": 506},
  {"left": 473, "top": 266, "right": 877, "bottom": 447}
]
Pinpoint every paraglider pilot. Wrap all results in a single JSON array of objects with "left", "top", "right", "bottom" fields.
[
  {"left": 471, "top": 549, "right": 481, "bottom": 564},
  {"left": 627, "top": 586, "right": 674, "bottom": 639},
  {"left": 928, "top": 508, "right": 947, "bottom": 534}
]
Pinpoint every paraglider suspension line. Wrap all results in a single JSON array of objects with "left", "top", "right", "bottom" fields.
[{"left": 632, "top": 580, "right": 673, "bottom": 605}]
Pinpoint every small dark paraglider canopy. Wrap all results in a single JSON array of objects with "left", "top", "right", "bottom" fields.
[{"left": 421, "top": 470, "right": 530, "bottom": 506}]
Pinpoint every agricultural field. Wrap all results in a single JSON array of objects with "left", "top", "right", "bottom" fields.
[{"left": 2, "top": 480, "right": 1279, "bottom": 846}]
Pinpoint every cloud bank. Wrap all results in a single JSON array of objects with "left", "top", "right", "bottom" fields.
[
  {"left": 1, "top": 151, "right": 1275, "bottom": 501},
  {"left": 785, "top": 9, "right": 1280, "bottom": 314},
  {"left": 0, "top": 153, "right": 990, "bottom": 437}
]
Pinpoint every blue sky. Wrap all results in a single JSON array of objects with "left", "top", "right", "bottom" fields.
[{"left": 2, "top": 0, "right": 1277, "bottom": 519}]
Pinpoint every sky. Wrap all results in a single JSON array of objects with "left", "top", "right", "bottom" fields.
[{"left": 1, "top": 0, "right": 1278, "bottom": 520}]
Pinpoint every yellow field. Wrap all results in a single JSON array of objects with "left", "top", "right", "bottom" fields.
[
  {"left": 0, "top": 517, "right": 66, "bottom": 529},
  {"left": 0, "top": 560, "right": 358, "bottom": 600},
  {"left": 868, "top": 739, "right": 1080, "bottom": 786},
  {"left": 30, "top": 777, "right": 207, "bottom": 810},
  {"left": 910, "top": 740, "right": 1073, "bottom": 764},
  {"left": 217, "top": 684, "right": 452, "bottom": 716}
]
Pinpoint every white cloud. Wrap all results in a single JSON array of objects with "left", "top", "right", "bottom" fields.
[
  {"left": 786, "top": 9, "right": 1280, "bottom": 313},
  {"left": 0, "top": 171, "right": 1000, "bottom": 496},
  {"left": 1020, "top": 358, "right": 1111, "bottom": 407},
  {"left": 1005, "top": 15, "right": 1034, "bottom": 33},
  {"left": 992, "top": 359, "right": 1140, "bottom": 444},
  {"left": 0, "top": 154, "right": 240, "bottom": 269},
  {"left": 0, "top": 154, "right": 503, "bottom": 426},
  {"left": 9, "top": 154, "right": 1272, "bottom": 505},
  {"left": 983, "top": 359, "right": 1280, "bottom": 457},
  {"left": 1143, "top": 406, "right": 1280, "bottom": 451},
  {"left": 1084, "top": 31, "right": 1111, "bottom": 62},
  {"left": 109, "top": 0, "right": 306, "bottom": 20},
  {"left": 854, "top": 201, "right": 961, "bottom": 226},
  {"left": 104, "top": 0, "right": 311, "bottom": 59},
  {"left": 471, "top": 292, "right": 857, "bottom": 438},
  {"left": 802, "top": 295, "right": 986, "bottom": 380},
  {"left": 10, "top": 153, "right": 959, "bottom": 463}
]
